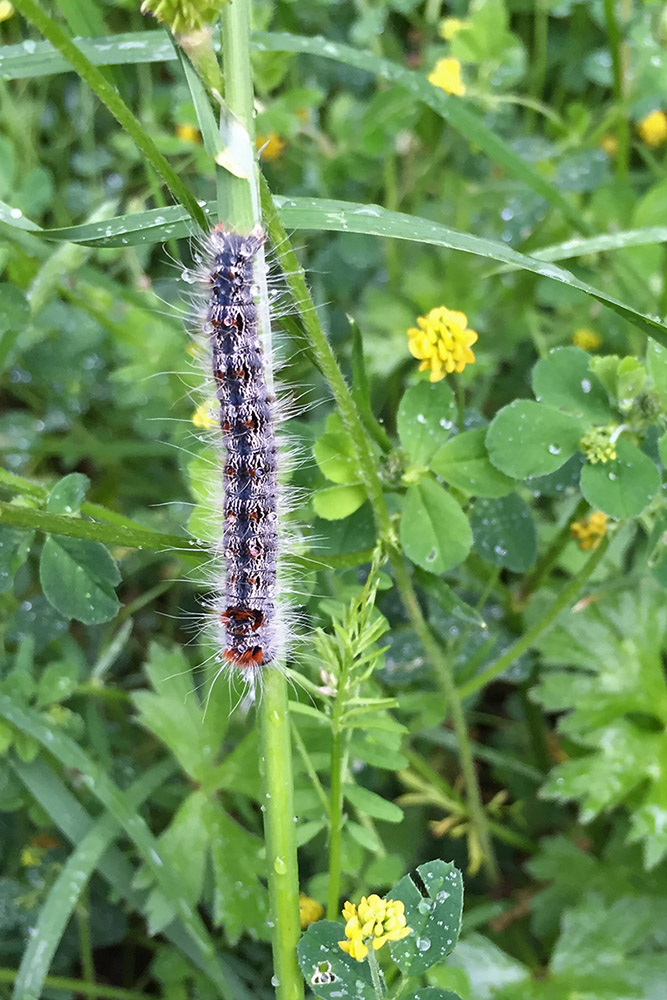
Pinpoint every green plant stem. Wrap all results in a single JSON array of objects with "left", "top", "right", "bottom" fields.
[
  {"left": 260, "top": 176, "right": 499, "bottom": 885},
  {"left": 218, "top": 0, "right": 257, "bottom": 231},
  {"left": 327, "top": 725, "right": 345, "bottom": 921},
  {"left": 215, "top": 2, "right": 302, "bottom": 997},
  {"left": 77, "top": 890, "right": 97, "bottom": 1000},
  {"left": 604, "top": 0, "right": 630, "bottom": 181},
  {"left": 390, "top": 555, "right": 500, "bottom": 884},
  {"left": 290, "top": 719, "right": 330, "bottom": 815},
  {"left": 326, "top": 650, "right": 353, "bottom": 920},
  {"left": 458, "top": 536, "right": 610, "bottom": 700},
  {"left": 367, "top": 947, "right": 386, "bottom": 1000},
  {"left": 0, "top": 968, "right": 148, "bottom": 1000},
  {"left": 11, "top": 0, "right": 206, "bottom": 229},
  {"left": 518, "top": 497, "right": 588, "bottom": 601},
  {"left": 526, "top": 0, "right": 549, "bottom": 131},
  {"left": 259, "top": 670, "right": 303, "bottom": 1000}
]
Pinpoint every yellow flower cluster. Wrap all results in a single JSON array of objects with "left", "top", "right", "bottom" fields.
[
  {"left": 570, "top": 511, "right": 609, "bottom": 550},
  {"left": 408, "top": 306, "right": 478, "bottom": 382},
  {"left": 438, "top": 17, "right": 469, "bottom": 41},
  {"left": 600, "top": 133, "right": 618, "bottom": 158},
  {"left": 338, "top": 894, "right": 411, "bottom": 962},
  {"left": 176, "top": 123, "right": 201, "bottom": 144},
  {"left": 141, "top": 0, "right": 221, "bottom": 33},
  {"left": 572, "top": 327, "right": 602, "bottom": 351},
  {"left": 0, "top": 2, "right": 14, "bottom": 22},
  {"left": 256, "top": 132, "right": 287, "bottom": 162},
  {"left": 580, "top": 425, "right": 618, "bottom": 464},
  {"left": 428, "top": 58, "right": 466, "bottom": 97},
  {"left": 299, "top": 893, "right": 324, "bottom": 930},
  {"left": 637, "top": 110, "right": 667, "bottom": 148}
]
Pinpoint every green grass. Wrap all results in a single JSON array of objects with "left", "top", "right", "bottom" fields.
[{"left": 2, "top": 2, "right": 667, "bottom": 999}]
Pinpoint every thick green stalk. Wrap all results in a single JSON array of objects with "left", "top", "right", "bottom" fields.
[
  {"left": 259, "top": 669, "right": 303, "bottom": 1000},
  {"left": 259, "top": 180, "right": 499, "bottom": 884},
  {"left": 11, "top": 0, "right": 206, "bottom": 228},
  {"left": 219, "top": 0, "right": 257, "bottom": 230},
  {"left": 216, "top": 4, "right": 303, "bottom": 999},
  {"left": 458, "top": 536, "right": 610, "bottom": 699}
]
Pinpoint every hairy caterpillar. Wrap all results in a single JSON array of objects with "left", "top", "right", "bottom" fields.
[{"left": 195, "top": 224, "right": 284, "bottom": 679}]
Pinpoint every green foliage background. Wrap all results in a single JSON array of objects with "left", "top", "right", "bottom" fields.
[{"left": 2, "top": 1, "right": 667, "bottom": 998}]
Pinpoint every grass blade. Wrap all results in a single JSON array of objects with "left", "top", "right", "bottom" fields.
[
  {"left": 0, "top": 698, "right": 232, "bottom": 997},
  {"left": 9, "top": 0, "right": 206, "bottom": 229},
  {"left": 13, "top": 758, "right": 253, "bottom": 1000},
  {"left": 11, "top": 759, "right": 175, "bottom": 1000},
  {"left": 8, "top": 196, "right": 666, "bottom": 341},
  {"left": 0, "top": 28, "right": 585, "bottom": 231},
  {"left": 0, "top": 29, "right": 175, "bottom": 79}
]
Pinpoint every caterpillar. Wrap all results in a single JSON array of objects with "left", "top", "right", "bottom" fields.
[{"left": 200, "top": 224, "right": 282, "bottom": 676}]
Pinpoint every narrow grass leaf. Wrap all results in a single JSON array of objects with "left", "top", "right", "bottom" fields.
[
  {"left": 9, "top": 0, "right": 206, "bottom": 228},
  {"left": 0, "top": 697, "right": 232, "bottom": 997},
  {"left": 11, "top": 760, "right": 174, "bottom": 1000},
  {"left": 14, "top": 197, "right": 667, "bottom": 341}
]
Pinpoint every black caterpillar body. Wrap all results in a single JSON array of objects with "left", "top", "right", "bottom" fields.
[{"left": 206, "top": 225, "right": 279, "bottom": 668}]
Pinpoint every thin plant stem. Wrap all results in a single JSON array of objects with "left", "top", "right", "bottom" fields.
[
  {"left": 0, "top": 968, "right": 148, "bottom": 1000},
  {"left": 290, "top": 719, "right": 330, "bottom": 815},
  {"left": 215, "top": 3, "right": 303, "bottom": 998},
  {"left": 259, "top": 177, "right": 499, "bottom": 885},
  {"left": 526, "top": 0, "right": 549, "bottom": 131},
  {"left": 604, "top": 0, "right": 630, "bottom": 181},
  {"left": 390, "top": 555, "right": 500, "bottom": 884},
  {"left": 327, "top": 725, "right": 346, "bottom": 921},
  {"left": 367, "top": 948, "right": 386, "bottom": 1000},
  {"left": 77, "top": 889, "right": 97, "bottom": 1000},
  {"left": 458, "top": 536, "right": 611, "bottom": 699},
  {"left": 11, "top": 0, "right": 206, "bottom": 229},
  {"left": 327, "top": 649, "right": 353, "bottom": 920},
  {"left": 518, "top": 497, "right": 588, "bottom": 602}
]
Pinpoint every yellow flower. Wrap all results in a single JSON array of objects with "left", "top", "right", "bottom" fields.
[
  {"left": 580, "top": 425, "right": 618, "bottom": 464},
  {"left": 338, "top": 894, "right": 411, "bottom": 963},
  {"left": 0, "top": 2, "right": 14, "bottom": 22},
  {"left": 256, "top": 132, "right": 287, "bottom": 162},
  {"left": 572, "top": 327, "right": 602, "bottom": 351},
  {"left": 638, "top": 110, "right": 667, "bottom": 148},
  {"left": 438, "top": 17, "right": 469, "bottom": 41},
  {"left": 176, "top": 123, "right": 201, "bottom": 144},
  {"left": 570, "top": 511, "right": 609, "bottom": 550},
  {"left": 20, "top": 847, "right": 41, "bottom": 867},
  {"left": 407, "top": 306, "right": 478, "bottom": 382},
  {"left": 192, "top": 402, "right": 217, "bottom": 429},
  {"left": 299, "top": 893, "right": 324, "bottom": 929},
  {"left": 599, "top": 133, "right": 618, "bottom": 158},
  {"left": 428, "top": 57, "right": 466, "bottom": 97}
]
